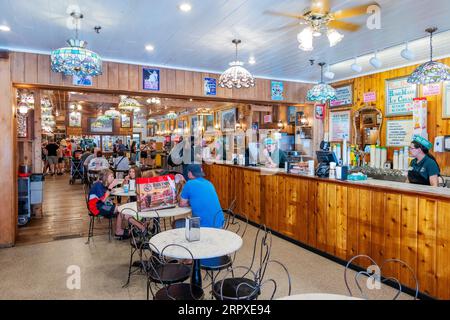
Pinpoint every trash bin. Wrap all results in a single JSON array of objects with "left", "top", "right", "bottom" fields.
[{"left": 30, "top": 174, "right": 44, "bottom": 205}]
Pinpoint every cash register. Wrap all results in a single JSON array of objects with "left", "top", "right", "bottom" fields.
[{"left": 315, "top": 141, "right": 338, "bottom": 178}]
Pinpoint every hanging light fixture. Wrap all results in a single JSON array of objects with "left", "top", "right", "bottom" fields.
[
  {"left": 104, "top": 107, "right": 121, "bottom": 119},
  {"left": 18, "top": 101, "right": 30, "bottom": 114},
  {"left": 51, "top": 12, "right": 102, "bottom": 79},
  {"left": 297, "top": 27, "right": 314, "bottom": 51},
  {"left": 307, "top": 62, "right": 337, "bottom": 103},
  {"left": 118, "top": 96, "right": 141, "bottom": 112},
  {"left": 166, "top": 111, "right": 178, "bottom": 120},
  {"left": 407, "top": 27, "right": 450, "bottom": 84},
  {"left": 219, "top": 39, "right": 255, "bottom": 89},
  {"left": 327, "top": 29, "right": 344, "bottom": 47}
]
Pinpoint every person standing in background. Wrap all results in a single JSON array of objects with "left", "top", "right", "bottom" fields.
[
  {"left": 45, "top": 138, "right": 59, "bottom": 176},
  {"left": 140, "top": 141, "right": 149, "bottom": 166},
  {"left": 130, "top": 141, "right": 137, "bottom": 163}
]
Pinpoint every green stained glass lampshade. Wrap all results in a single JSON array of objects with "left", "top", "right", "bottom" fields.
[
  {"left": 407, "top": 60, "right": 450, "bottom": 84},
  {"left": 306, "top": 83, "right": 337, "bottom": 102}
]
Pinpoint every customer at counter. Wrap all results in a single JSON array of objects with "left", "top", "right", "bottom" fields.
[
  {"left": 408, "top": 135, "right": 440, "bottom": 187},
  {"left": 261, "top": 137, "right": 287, "bottom": 169}
]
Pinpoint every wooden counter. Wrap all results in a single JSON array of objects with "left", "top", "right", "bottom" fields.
[{"left": 203, "top": 163, "right": 450, "bottom": 300}]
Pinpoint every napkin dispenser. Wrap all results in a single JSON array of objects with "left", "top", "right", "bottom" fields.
[{"left": 185, "top": 217, "right": 200, "bottom": 242}]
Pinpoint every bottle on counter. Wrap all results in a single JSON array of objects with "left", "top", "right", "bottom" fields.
[
  {"left": 343, "top": 140, "right": 348, "bottom": 165},
  {"left": 329, "top": 162, "right": 336, "bottom": 179},
  {"left": 336, "top": 143, "right": 341, "bottom": 163},
  {"left": 404, "top": 146, "right": 410, "bottom": 169},
  {"left": 381, "top": 147, "right": 387, "bottom": 169},
  {"left": 375, "top": 146, "right": 381, "bottom": 168},
  {"left": 393, "top": 150, "right": 399, "bottom": 170},
  {"left": 399, "top": 150, "right": 404, "bottom": 170}
]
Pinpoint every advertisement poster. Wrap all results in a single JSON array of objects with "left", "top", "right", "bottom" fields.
[
  {"left": 385, "top": 77, "right": 417, "bottom": 116},
  {"left": 143, "top": 68, "right": 160, "bottom": 91},
  {"left": 73, "top": 75, "right": 93, "bottom": 86},
  {"left": 412, "top": 98, "right": 428, "bottom": 138},
  {"left": 271, "top": 81, "right": 284, "bottom": 101},
  {"left": 329, "top": 110, "right": 351, "bottom": 141},
  {"left": 444, "top": 82, "right": 450, "bottom": 118},
  {"left": 423, "top": 83, "right": 441, "bottom": 97},
  {"left": 330, "top": 84, "right": 353, "bottom": 108},
  {"left": 263, "top": 114, "right": 272, "bottom": 123},
  {"left": 386, "top": 119, "right": 414, "bottom": 147},
  {"left": 136, "top": 175, "right": 177, "bottom": 212},
  {"left": 314, "top": 104, "right": 325, "bottom": 120},
  {"left": 363, "top": 91, "right": 377, "bottom": 103},
  {"left": 204, "top": 78, "right": 217, "bottom": 96}
]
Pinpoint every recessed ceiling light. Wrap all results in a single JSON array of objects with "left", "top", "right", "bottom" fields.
[
  {"left": 179, "top": 3, "right": 192, "bottom": 12},
  {"left": 145, "top": 44, "right": 155, "bottom": 52},
  {"left": 0, "top": 25, "right": 11, "bottom": 32}
]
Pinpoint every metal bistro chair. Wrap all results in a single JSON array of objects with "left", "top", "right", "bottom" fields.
[
  {"left": 88, "top": 169, "right": 100, "bottom": 188},
  {"left": 200, "top": 209, "right": 249, "bottom": 297},
  {"left": 142, "top": 243, "right": 203, "bottom": 300},
  {"left": 212, "top": 224, "right": 291, "bottom": 300},
  {"left": 83, "top": 183, "right": 114, "bottom": 244},
  {"left": 122, "top": 208, "right": 160, "bottom": 288},
  {"left": 344, "top": 254, "right": 419, "bottom": 300}
]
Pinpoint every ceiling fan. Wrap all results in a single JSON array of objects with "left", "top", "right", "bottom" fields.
[{"left": 265, "top": 0, "right": 378, "bottom": 51}]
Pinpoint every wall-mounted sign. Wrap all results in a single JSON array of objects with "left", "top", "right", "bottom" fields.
[
  {"left": 143, "top": 68, "right": 160, "bottom": 91},
  {"left": 443, "top": 82, "right": 450, "bottom": 119},
  {"left": 73, "top": 75, "right": 93, "bottom": 86},
  {"left": 363, "top": 91, "right": 377, "bottom": 103},
  {"left": 330, "top": 84, "right": 353, "bottom": 108},
  {"left": 329, "top": 110, "right": 351, "bottom": 142},
  {"left": 423, "top": 83, "right": 441, "bottom": 97},
  {"left": 385, "top": 77, "right": 417, "bottom": 116},
  {"left": 121, "top": 113, "right": 131, "bottom": 128},
  {"left": 412, "top": 98, "right": 428, "bottom": 138},
  {"left": 271, "top": 81, "right": 284, "bottom": 101},
  {"left": 204, "top": 78, "right": 217, "bottom": 96},
  {"left": 69, "top": 111, "right": 82, "bottom": 127},
  {"left": 263, "top": 114, "right": 272, "bottom": 123},
  {"left": 386, "top": 119, "right": 414, "bottom": 147}
]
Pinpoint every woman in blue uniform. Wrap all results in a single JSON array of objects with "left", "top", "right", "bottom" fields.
[{"left": 408, "top": 135, "right": 440, "bottom": 187}]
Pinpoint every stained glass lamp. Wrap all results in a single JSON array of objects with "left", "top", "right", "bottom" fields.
[
  {"left": 307, "top": 62, "right": 337, "bottom": 102},
  {"left": 51, "top": 12, "right": 102, "bottom": 78},
  {"left": 118, "top": 96, "right": 141, "bottom": 112},
  {"left": 219, "top": 39, "right": 255, "bottom": 89},
  {"left": 407, "top": 27, "right": 450, "bottom": 84}
]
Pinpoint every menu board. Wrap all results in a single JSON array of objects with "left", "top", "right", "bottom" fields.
[
  {"left": 330, "top": 84, "right": 352, "bottom": 108},
  {"left": 385, "top": 77, "right": 417, "bottom": 116},
  {"left": 329, "top": 110, "right": 351, "bottom": 142},
  {"left": 386, "top": 119, "right": 414, "bottom": 147}
]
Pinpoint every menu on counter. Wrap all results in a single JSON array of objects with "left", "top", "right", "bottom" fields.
[
  {"left": 386, "top": 119, "right": 414, "bottom": 147},
  {"left": 385, "top": 77, "right": 417, "bottom": 116},
  {"left": 330, "top": 84, "right": 352, "bottom": 108},
  {"left": 329, "top": 110, "right": 351, "bottom": 142}
]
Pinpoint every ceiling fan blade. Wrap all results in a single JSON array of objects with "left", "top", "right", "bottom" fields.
[
  {"left": 332, "top": 2, "right": 378, "bottom": 20},
  {"left": 263, "top": 10, "right": 305, "bottom": 20},
  {"left": 311, "top": 0, "right": 331, "bottom": 14},
  {"left": 265, "top": 21, "right": 302, "bottom": 33},
  {"left": 328, "top": 20, "right": 361, "bottom": 32}
]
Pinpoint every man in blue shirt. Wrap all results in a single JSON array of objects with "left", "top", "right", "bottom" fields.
[{"left": 179, "top": 164, "right": 224, "bottom": 228}]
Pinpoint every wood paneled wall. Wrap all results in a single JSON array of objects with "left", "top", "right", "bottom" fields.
[
  {"left": 332, "top": 57, "right": 450, "bottom": 175},
  {"left": 204, "top": 164, "right": 450, "bottom": 299},
  {"left": 0, "top": 57, "right": 17, "bottom": 247},
  {"left": 10, "top": 52, "right": 312, "bottom": 104}
]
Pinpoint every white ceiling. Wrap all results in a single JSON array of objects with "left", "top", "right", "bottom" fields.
[{"left": 1, "top": 0, "right": 450, "bottom": 83}]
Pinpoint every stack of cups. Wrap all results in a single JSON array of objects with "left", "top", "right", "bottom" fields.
[{"left": 308, "top": 160, "right": 315, "bottom": 176}]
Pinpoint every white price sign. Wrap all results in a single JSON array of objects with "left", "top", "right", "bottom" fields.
[{"left": 386, "top": 120, "right": 414, "bottom": 147}]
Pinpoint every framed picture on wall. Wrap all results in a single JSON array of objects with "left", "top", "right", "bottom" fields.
[
  {"left": 89, "top": 117, "right": 113, "bottom": 133},
  {"left": 143, "top": 68, "right": 160, "bottom": 91},
  {"left": 385, "top": 76, "right": 418, "bottom": 116},
  {"left": 330, "top": 84, "right": 353, "bottom": 108},
  {"left": 204, "top": 114, "right": 215, "bottom": 132},
  {"left": 443, "top": 81, "right": 450, "bottom": 118},
  {"left": 121, "top": 113, "right": 131, "bottom": 128},
  {"left": 287, "top": 106, "right": 297, "bottom": 124},
  {"left": 69, "top": 111, "right": 82, "bottom": 127},
  {"left": 221, "top": 108, "right": 236, "bottom": 131}
]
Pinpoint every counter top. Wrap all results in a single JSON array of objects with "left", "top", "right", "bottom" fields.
[{"left": 205, "top": 161, "right": 450, "bottom": 200}]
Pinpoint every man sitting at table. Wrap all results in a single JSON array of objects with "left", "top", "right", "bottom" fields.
[
  {"left": 178, "top": 164, "right": 224, "bottom": 228},
  {"left": 88, "top": 150, "right": 110, "bottom": 170}
]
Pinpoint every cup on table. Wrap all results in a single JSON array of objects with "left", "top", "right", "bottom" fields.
[{"left": 123, "top": 184, "right": 129, "bottom": 194}]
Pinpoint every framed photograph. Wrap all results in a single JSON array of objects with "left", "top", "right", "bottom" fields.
[
  {"left": 143, "top": 68, "right": 160, "bottom": 91},
  {"left": 287, "top": 106, "right": 297, "bottom": 124},
  {"left": 120, "top": 113, "right": 131, "bottom": 128},
  {"left": 314, "top": 104, "right": 326, "bottom": 120},
  {"left": 443, "top": 81, "right": 450, "bottom": 118},
  {"left": 385, "top": 76, "right": 418, "bottom": 116},
  {"left": 330, "top": 84, "right": 353, "bottom": 108},
  {"left": 204, "top": 114, "right": 215, "bottom": 132},
  {"left": 69, "top": 111, "right": 82, "bottom": 127},
  {"left": 221, "top": 108, "right": 236, "bottom": 131},
  {"left": 89, "top": 117, "right": 113, "bottom": 133}
]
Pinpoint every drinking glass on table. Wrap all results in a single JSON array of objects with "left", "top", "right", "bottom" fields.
[{"left": 123, "top": 184, "right": 129, "bottom": 194}]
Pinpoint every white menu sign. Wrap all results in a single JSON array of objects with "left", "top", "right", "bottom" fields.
[
  {"left": 329, "top": 110, "right": 351, "bottom": 142},
  {"left": 386, "top": 119, "right": 414, "bottom": 147},
  {"left": 330, "top": 84, "right": 352, "bottom": 108}
]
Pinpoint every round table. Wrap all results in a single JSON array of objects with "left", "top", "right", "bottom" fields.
[
  {"left": 117, "top": 202, "right": 191, "bottom": 219},
  {"left": 149, "top": 228, "right": 243, "bottom": 288},
  {"left": 277, "top": 293, "right": 363, "bottom": 300},
  {"left": 110, "top": 187, "right": 137, "bottom": 197}
]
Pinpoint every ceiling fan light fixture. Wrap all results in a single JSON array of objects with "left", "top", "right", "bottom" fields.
[
  {"left": 327, "top": 29, "right": 344, "bottom": 47},
  {"left": 297, "top": 27, "right": 314, "bottom": 51}
]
